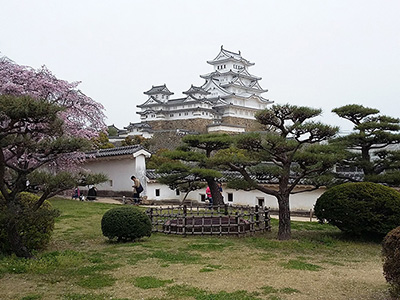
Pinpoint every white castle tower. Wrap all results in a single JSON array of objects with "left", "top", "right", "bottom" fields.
[{"left": 135, "top": 46, "right": 273, "bottom": 134}]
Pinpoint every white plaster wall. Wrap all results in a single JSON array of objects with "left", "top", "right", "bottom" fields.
[
  {"left": 207, "top": 125, "right": 245, "bottom": 133},
  {"left": 83, "top": 158, "right": 135, "bottom": 192},
  {"left": 82, "top": 154, "right": 149, "bottom": 197},
  {"left": 146, "top": 182, "right": 325, "bottom": 211}
]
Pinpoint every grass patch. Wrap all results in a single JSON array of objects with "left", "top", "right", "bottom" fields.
[
  {"left": 196, "top": 290, "right": 262, "bottom": 300},
  {"left": 199, "top": 264, "right": 223, "bottom": 272},
  {"left": 319, "top": 259, "right": 345, "bottom": 266},
  {"left": 132, "top": 276, "right": 173, "bottom": 289},
  {"left": 280, "top": 259, "right": 322, "bottom": 271},
  {"left": 260, "top": 286, "right": 300, "bottom": 296},
  {"left": 259, "top": 253, "right": 277, "bottom": 261},
  {"left": 186, "top": 241, "right": 234, "bottom": 252},
  {"left": 76, "top": 273, "right": 116, "bottom": 289},
  {"left": 127, "top": 252, "right": 148, "bottom": 265},
  {"left": 20, "top": 295, "right": 43, "bottom": 300},
  {"left": 280, "top": 287, "right": 300, "bottom": 294},
  {"left": 0, "top": 198, "right": 386, "bottom": 300},
  {"left": 72, "top": 263, "right": 121, "bottom": 276},
  {"left": 62, "top": 294, "right": 129, "bottom": 300},
  {"left": 260, "top": 285, "right": 279, "bottom": 294},
  {"left": 165, "top": 285, "right": 261, "bottom": 300},
  {"left": 165, "top": 284, "right": 206, "bottom": 298},
  {"left": 150, "top": 250, "right": 201, "bottom": 264}
]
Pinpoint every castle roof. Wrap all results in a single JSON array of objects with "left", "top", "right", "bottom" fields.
[
  {"left": 183, "top": 85, "right": 210, "bottom": 95},
  {"left": 207, "top": 46, "right": 254, "bottom": 67},
  {"left": 137, "top": 96, "right": 163, "bottom": 108},
  {"left": 223, "top": 93, "right": 272, "bottom": 104},
  {"left": 86, "top": 145, "right": 150, "bottom": 159},
  {"left": 220, "top": 77, "right": 268, "bottom": 93},
  {"left": 124, "top": 122, "right": 152, "bottom": 130},
  {"left": 200, "top": 68, "right": 261, "bottom": 81},
  {"left": 144, "top": 84, "right": 174, "bottom": 96}
]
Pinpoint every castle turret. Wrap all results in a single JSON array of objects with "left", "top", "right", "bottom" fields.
[{"left": 144, "top": 84, "right": 173, "bottom": 102}]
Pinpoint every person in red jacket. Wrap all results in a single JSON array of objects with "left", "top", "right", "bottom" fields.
[{"left": 205, "top": 186, "right": 213, "bottom": 208}]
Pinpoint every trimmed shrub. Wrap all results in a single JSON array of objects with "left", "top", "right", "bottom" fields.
[
  {"left": 314, "top": 182, "right": 400, "bottom": 237},
  {"left": 0, "top": 192, "right": 60, "bottom": 254},
  {"left": 382, "top": 226, "right": 400, "bottom": 298},
  {"left": 101, "top": 206, "right": 152, "bottom": 241}
]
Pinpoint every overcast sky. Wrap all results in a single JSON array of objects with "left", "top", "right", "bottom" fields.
[{"left": 1, "top": 0, "right": 399, "bottom": 133}]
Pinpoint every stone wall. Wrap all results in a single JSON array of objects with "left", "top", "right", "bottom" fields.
[
  {"left": 148, "top": 117, "right": 263, "bottom": 133},
  {"left": 221, "top": 117, "right": 262, "bottom": 131},
  {"left": 148, "top": 131, "right": 185, "bottom": 151},
  {"left": 147, "top": 119, "right": 213, "bottom": 133}
]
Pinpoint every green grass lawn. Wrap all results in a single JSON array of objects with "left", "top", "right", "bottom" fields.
[{"left": 0, "top": 198, "right": 390, "bottom": 300}]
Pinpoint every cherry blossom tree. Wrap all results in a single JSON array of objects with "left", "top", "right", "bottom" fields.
[{"left": 0, "top": 56, "right": 107, "bottom": 257}]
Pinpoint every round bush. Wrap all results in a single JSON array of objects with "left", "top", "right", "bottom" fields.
[
  {"left": 382, "top": 226, "right": 400, "bottom": 297},
  {"left": 314, "top": 182, "right": 400, "bottom": 237},
  {"left": 101, "top": 206, "right": 152, "bottom": 241},
  {"left": 0, "top": 192, "right": 60, "bottom": 254}
]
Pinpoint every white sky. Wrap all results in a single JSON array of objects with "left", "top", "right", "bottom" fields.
[{"left": 1, "top": 0, "right": 399, "bottom": 133}]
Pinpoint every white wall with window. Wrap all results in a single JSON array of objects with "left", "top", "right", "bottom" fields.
[{"left": 145, "top": 181, "right": 325, "bottom": 211}]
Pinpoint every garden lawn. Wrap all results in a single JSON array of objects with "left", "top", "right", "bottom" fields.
[{"left": 0, "top": 198, "right": 390, "bottom": 300}]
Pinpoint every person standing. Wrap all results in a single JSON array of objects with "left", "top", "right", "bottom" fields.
[
  {"left": 131, "top": 175, "right": 143, "bottom": 204},
  {"left": 205, "top": 186, "right": 213, "bottom": 208},
  {"left": 72, "top": 187, "right": 80, "bottom": 200}
]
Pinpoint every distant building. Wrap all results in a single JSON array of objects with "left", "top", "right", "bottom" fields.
[
  {"left": 81, "top": 145, "right": 151, "bottom": 197},
  {"left": 133, "top": 46, "right": 273, "bottom": 134},
  {"left": 145, "top": 169, "right": 324, "bottom": 211}
]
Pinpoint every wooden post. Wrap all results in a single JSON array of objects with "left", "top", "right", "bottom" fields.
[
  {"left": 149, "top": 208, "right": 153, "bottom": 231},
  {"left": 183, "top": 205, "right": 187, "bottom": 237},
  {"left": 235, "top": 212, "right": 239, "bottom": 236},
  {"left": 309, "top": 209, "right": 313, "bottom": 222},
  {"left": 265, "top": 207, "right": 271, "bottom": 231},
  {"left": 255, "top": 205, "right": 259, "bottom": 229}
]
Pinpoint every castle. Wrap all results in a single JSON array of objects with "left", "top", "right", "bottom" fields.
[{"left": 118, "top": 46, "right": 273, "bottom": 138}]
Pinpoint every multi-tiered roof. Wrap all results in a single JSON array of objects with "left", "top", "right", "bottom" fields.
[{"left": 136, "top": 46, "right": 273, "bottom": 131}]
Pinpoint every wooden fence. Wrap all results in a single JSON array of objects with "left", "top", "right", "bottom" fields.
[{"left": 146, "top": 204, "right": 271, "bottom": 236}]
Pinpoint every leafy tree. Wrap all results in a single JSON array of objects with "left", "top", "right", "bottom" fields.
[
  {"left": 107, "top": 125, "right": 119, "bottom": 137},
  {"left": 92, "top": 131, "right": 115, "bottom": 149},
  {"left": 122, "top": 135, "right": 151, "bottom": 149},
  {"left": 157, "top": 134, "right": 232, "bottom": 206},
  {"left": 332, "top": 104, "right": 400, "bottom": 185},
  {"left": 0, "top": 57, "right": 107, "bottom": 257},
  {"left": 146, "top": 149, "right": 172, "bottom": 170},
  {"left": 212, "top": 104, "right": 343, "bottom": 240}
]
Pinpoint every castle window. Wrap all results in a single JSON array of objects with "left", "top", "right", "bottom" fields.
[
  {"left": 227, "top": 193, "right": 233, "bottom": 202},
  {"left": 170, "top": 114, "right": 174, "bottom": 117},
  {"left": 200, "top": 194, "right": 206, "bottom": 202},
  {"left": 185, "top": 112, "right": 188, "bottom": 115},
  {"left": 155, "top": 189, "right": 160, "bottom": 197},
  {"left": 179, "top": 113, "right": 181, "bottom": 116}
]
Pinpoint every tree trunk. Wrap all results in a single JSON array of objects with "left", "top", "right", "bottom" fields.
[
  {"left": 277, "top": 194, "right": 291, "bottom": 240},
  {"left": 7, "top": 217, "right": 32, "bottom": 258},
  {"left": 360, "top": 146, "right": 371, "bottom": 174},
  {"left": 205, "top": 178, "right": 224, "bottom": 206},
  {"left": 5, "top": 199, "right": 33, "bottom": 258}
]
